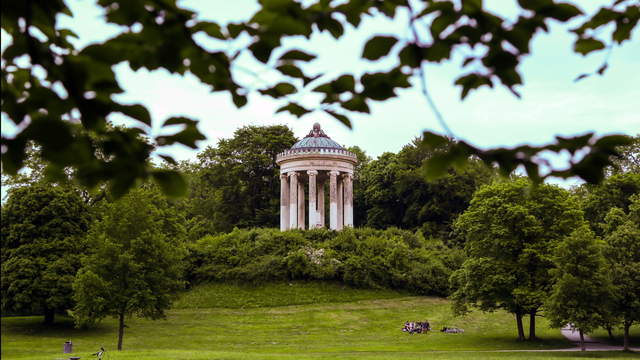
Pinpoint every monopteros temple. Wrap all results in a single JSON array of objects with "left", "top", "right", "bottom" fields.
[{"left": 276, "top": 123, "right": 357, "bottom": 230}]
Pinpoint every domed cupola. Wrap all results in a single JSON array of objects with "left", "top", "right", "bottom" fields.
[{"left": 290, "top": 123, "right": 345, "bottom": 150}]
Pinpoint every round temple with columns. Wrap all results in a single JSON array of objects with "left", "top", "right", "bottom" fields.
[{"left": 276, "top": 123, "right": 357, "bottom": 230}]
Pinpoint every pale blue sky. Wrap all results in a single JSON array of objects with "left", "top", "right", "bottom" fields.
[{"left": 2, "top": 0, "right": 639, "bottom": 187}]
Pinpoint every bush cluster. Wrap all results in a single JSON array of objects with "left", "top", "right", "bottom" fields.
[{"left": 187, "top": 227, "right": 463, "bottom": 296}]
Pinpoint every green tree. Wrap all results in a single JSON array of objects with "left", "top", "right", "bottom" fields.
[
  {"left": 545, "top": 225, "right": 613, "bottom": 351},
  {"left": 188, "top": 125, "right": 296, "bottom": 233},
  {"left": 608, "top": 134, "right": 640, "bottom": 175},
  {"left": 582, "top": 173, "right": 640, "bottom": 235},
  {"left": 2, "top": 1, "right": 636, "bottom": 195},
  {"left": 359, "top": 137, "right": 494, "bottom": 239},
  {"left": 1, "top": 183, "right": 90, "bottom": 324},
  {"left": 602, "top": 194, "right": 640, "bottom": 351},
  {"left": 397, "top": 139, "right": 495, "bottom": 239},
  {"left": 450, "top": 179, "right": 583, "bottom": 340},
  {"left": 72, "top": 187, "right": 185, "bottom": 350},
  {"left": 360, "top": 152, "right": 403, "bottom": 228}
]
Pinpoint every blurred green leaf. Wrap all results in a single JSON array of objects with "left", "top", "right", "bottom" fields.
[
  {"left": 259, "top": 82, "right": 297, "bottom": 98},
  {"left": 152, "top": 169, "right": 187, "bottom": 197},
  {"left": 422, "top": 131, "right": 450, "bottom": 150},
  {"left": 192, "top": 21, "right": 226, "bottom": 39},
  {"left": 325, "top": 110, "right": 352, "bottom": 128},
  {"left": 115, "top": 104, "right": 152, "bottom": 126},
  {"left": 158, "top": 154, "right": 177, "bottom": 165},
  {"left": 157, "top": 117, "right": 205, "bottom": 149},
  {"left": 276, "top": 102, "right": 311, "bottom": 117},
  {"left": 279, "top": 49, "right": 316, "bottom": 62},
  {"left": 342, "top": 95, "right": 370, "bottom": 113},
  {"left": 574, "top": 38, "right": 606, "bottom": 55},
  {"left": 399, "top": 44, "right": 423, "bottom": 68},
  {"left": 249, "top": 39, "right": 277, "bottom": 63},
  {"left": 594, "top": 134, "right": 633, "bottom": 148},
  {"left": 163, "top": 116, "right": 198, "bottom": 127},
  {"left": 276, "top": 64, "right": 305, "bottom": 79},
  {"left": 455, "top": 73, "right": 492, "bottom": 99},
  {"left": 362, "top": 36, "right": 398, "bottom": 60},
  {"left": 543, "top": 3, "right": 583, "bottom": 21}
]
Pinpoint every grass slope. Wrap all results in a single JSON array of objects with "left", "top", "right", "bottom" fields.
[
  {"left": 172, "top": 281, "right": 408, "bottom": 309},
  {"left": 2, "top": 282, "right": 638, "bottom": 360}
]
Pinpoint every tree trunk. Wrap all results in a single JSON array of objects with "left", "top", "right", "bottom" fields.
[
  {"left": 117, "top": 311, "right": 125, "bottom": 351},
  {"left": 623, "top": 320, "right": 630, "bottom": 352},
  {"left": 43, "top": 306, "right": 55, "bottom": 325},
  {"left": 528, "top": 309, "right": 537, "bottom": 340},
  {"left": 515, "top": 311, "right": 525, "bottom": 341},
  {"left": 579, "top": 329, "right": 585, "bottom": 351},
  {"left": 606, "top": 325, "right": 613, "bottom": 340}
]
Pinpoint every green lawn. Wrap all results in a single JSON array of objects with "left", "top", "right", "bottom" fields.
[
  {"left": 172, "top": 281, "right": 409, "bottom": 309},
  {"left": 590, "top": 327, "right": 640, "bottom": 347},
  {"left": 2, "top": 282, "right": 638, "bottom": 360}
]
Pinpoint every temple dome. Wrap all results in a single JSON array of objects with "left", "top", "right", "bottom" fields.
[{"left": 290, "top": 123, "right": 344, "bottom": 150}]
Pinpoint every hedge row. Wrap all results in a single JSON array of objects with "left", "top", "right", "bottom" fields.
[{"left": 187, "top": 228, "right": 464, "bottom": 296}]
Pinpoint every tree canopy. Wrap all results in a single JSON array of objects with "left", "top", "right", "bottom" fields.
[
  {"left": 545, "top": 225, "right": 613, "bottom": 351},
  {"left": 2, "top": 0, "right": 637, "bottom": 196},
  {"left": 1, "top": 183, "right": 90, "bottom": 323},
  {"left": 450, "top": 178, "right": 583, "bottom": 340},
  {"left": 601, "top": 194, "right": 640, "bottom": 351},
  {"left": 582, "top": 172, "right": 640, "bottom": 234},
  {"left": 72, "top": 187, "right": 186, "bottom": 350},
  {"left": 358, "top": 138, "right": 494, "bottom": 239}
]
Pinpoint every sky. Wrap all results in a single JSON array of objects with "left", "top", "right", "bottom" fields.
[{"left": 1, "top": 0, "right": 639, "bottom": 188}]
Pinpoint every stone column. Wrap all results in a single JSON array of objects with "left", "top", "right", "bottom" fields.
[
  {"left": 298, "top": 178, "right": 305, "bottom": 229},
  {"left": 280, "top": 173, "right": 289, "bottom": 231},
  {"left": 337, "top": 176, "right": 344, "bottom": 230},
  {"left": 288, "top": 172, "right": 298, "bottom": 229},
  {"left": 344, "top": 173, "right": 354, "bottom": 227},
  {"left": 307, "top": 170, "right": 318, "bottom": 228},
  {"left": 329, "top": 170, "right": 339, "bottom": 230},
  {"left": 317, "top": 178, "right": 325, "bottom": 228}
]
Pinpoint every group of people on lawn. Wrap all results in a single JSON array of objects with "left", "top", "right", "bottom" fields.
[
  {"left": 401, "top": 321, "right": 465, "bottom": 335},
  {"left": 402, "top": 320, "right": 431, "bottom": 334}
]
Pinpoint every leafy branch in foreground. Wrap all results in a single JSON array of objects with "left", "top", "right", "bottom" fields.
[
  {"left": 421, "top": 131, "right": 634, "bottom": 184},
  {"left": 2, "top": 1, "right": 638, "bottom": 195}
]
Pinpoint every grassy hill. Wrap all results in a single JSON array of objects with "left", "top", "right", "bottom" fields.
[{"left": 2, "top": 281, "right": 637, "bottom": 360}]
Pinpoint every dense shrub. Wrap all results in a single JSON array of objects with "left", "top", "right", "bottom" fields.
[{"left": 187, "top": 227, "right": 462, "bottom": 296}]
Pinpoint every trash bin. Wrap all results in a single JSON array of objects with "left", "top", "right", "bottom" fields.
[{"left": 64, "top": 341, "right": 72, "bottom": 353}]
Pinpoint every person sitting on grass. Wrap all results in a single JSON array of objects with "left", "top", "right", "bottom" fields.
[
  {"left": 441, "top": 326, "right": 464, "bottom": 333},
  {"left": 422, "top": 320, "right": 431, "bottom": 333},
  {"left": 402, "top": 321, "right": 410, "bottom": 332}
]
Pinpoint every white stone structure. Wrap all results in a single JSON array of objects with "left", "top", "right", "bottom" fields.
[{"left": 276, "top": 123, "right": 357, "bottom": 230}]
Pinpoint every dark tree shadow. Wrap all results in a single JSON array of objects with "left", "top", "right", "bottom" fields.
[{"left": 1, "top": 316, "right": 114, "bottom": 337}]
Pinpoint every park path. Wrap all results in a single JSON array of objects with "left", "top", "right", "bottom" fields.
[{"left": 558, "top": 324, "right": 640, "bottom": 352}]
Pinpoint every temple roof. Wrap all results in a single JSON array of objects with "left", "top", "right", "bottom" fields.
[{"left": 290, "top": 123, "right": 344, "bottom": 150}]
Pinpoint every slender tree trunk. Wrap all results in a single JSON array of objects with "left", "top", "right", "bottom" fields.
[
  {"left": 43, "top": 306, "right": 55, "bottom": 325},
  {"left": 623, "top": 320, "right": 630, "bottom": 352},
  {"left": 606, "top": 326, "right": 613, "bottom": 340},
  {"left": 528, "top": 309, "right": 537, "bottom": 340},
  {"left": 579, "top": 329, "right": 585, "bottom": 351},
  {"left": 117, "top": 311, "right": 125, "bottom": 351},
  {"left": 515, "top": 311, "right": 525, "bottom": 341}
]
